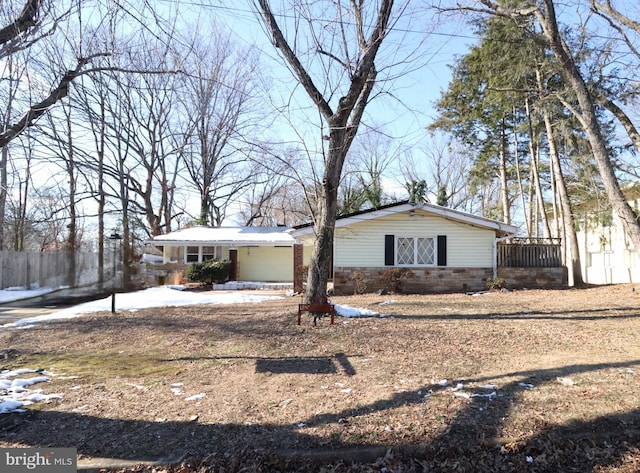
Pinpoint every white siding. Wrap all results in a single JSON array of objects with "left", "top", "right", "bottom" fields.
[
  {"left": 237, "top": 246, "right": 293, "bottom": 282},
  {"left": 577, "top": 219, "right": 640, "bottom": 284},
  {"left": 334, "top": 210, "right": 495, "bottom": 267}
]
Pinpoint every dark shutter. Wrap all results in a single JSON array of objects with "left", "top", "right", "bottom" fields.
[
  {"left": 437, "top": 235, "right": 447, "bottom": 266},
  {"left": 384, "top": 234, "right": 395, "bottom": 266}
]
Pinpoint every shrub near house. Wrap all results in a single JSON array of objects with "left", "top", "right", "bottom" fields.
[{"left": 186, "top": 259, "right": 231, "bottom": 285}]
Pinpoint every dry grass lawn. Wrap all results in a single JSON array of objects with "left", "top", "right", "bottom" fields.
[{"left": 2, "top": 284, "right": 640, "bottom": 472}]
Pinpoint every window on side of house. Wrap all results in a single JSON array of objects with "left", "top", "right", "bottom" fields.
[
  {"left": 186, "top": 246, "right": 199, "bottom": 263},
  {"left": 396, "top": 236, "right": 435, "bottom": 266},
  {"left": 202, "top": 246, "right": 217, "bottom": 261},
  {"left": 186, "top": 245, "right": 223, "bottom": 263}
]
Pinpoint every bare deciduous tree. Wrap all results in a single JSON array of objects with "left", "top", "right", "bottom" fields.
[
  {"left": 0, "top": 0, "right": 179, "bottom": 264},
  {"left": 400, "top": 133, "right": 475, "bottom": 212},
  {"left": 347, "top": 127, "right": 400, "bottom": 208},
  {"left": 256, "top": 0, "right": 399, "bottom": 304},
  {"left": 180, "top": 22, "right": 265, "bottom": 227}
]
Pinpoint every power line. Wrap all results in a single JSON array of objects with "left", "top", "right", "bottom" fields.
[{"left": 155, "top": 0, "right": 479, "bottom": 41}]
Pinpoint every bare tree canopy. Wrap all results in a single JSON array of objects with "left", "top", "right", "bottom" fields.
[{"left": 0, "top": 55, "right": 108, "bottom": 148}]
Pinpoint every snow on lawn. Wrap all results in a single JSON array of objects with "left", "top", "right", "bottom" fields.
[
  {"left": 1, "top": 286, "right": 285, "bottom": 329},
  {"left": 1, "top": 286, "right": 387, "bottom": 329},
  {"left": 0, "top": 369, "right": 63, "bottom": 414},
  {"left": 0, "top": 285, "right": 386, "bottom": 413},
  {"left": 335, "top": 304, "right": 387, "bottom": 318}
]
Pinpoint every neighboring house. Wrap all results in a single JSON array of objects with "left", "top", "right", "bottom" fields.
[
  {"left": 144, "top": 226, "right": 299, "bottom": 285},
  {"left": 291, "top": 200, "right": 533, "bottom": 294},
  {"left": 576, "top": 202, "right": 640, "bottom": 284}
]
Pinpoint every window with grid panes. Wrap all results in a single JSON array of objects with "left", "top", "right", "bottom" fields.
[{"left": 396, "top": 236, "right": 435, "bottom": 265}]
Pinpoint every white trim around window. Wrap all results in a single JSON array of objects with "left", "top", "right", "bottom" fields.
[
  {"left": 185, "top": 245, "right": 223, "bottom": 263},
  {"left": 395, "top": 236, "right": 436, "bottom": 266}
]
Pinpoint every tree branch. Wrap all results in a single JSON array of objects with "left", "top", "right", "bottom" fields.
[
  {"left": 590, "top": 2, "right": 640, "bottom": 59},
  {"left": 0, "top": 0, "right": 42, "bottom": 46},
  {"left": 342, "top": 66, "right": 378, "bottom": 153},
  {"left": 590, "top": 0, "right": 640, "bottom": 34},
  {"left": 334, "top": 0, "right": 393, "bottom": 122},
  {"left": 0, "top": 52, "right": 183, "bottom": 150},
  {"left": 598, "top": 95, "right": 640, "bottom": 154},
  {"left": 256, "top": 0, "right": 334, "bottom": 120},
  {"left": 317, "top": 48, "right": 350, "bottom": 70},
  {"left": 440, "top": 0, "right": 536, "bottom": 21},
  {"left": 0, "top": 54, "right": 99, "bottom": 148}
]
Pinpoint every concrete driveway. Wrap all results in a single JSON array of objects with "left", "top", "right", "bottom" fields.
[
  {"left": 0, "top": 286, "right": 110, "bottom": 326},
  {"left": 0, "top": 301, "right": 64, "bottom": 325}
]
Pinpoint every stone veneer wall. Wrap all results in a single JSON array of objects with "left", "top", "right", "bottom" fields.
[
  {"left": 497, "top": 266, "right": 567, "bottom": 289},
  {"left": 333, "top": 266, "right": 567, "bottom": 295}
]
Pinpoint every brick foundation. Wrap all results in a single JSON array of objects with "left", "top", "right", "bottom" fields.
[{"left": 333, "top": 266, "right": 567, "bottom": 295}]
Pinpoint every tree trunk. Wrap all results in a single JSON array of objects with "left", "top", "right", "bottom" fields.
[
  {"left": 306, "top": 120, "right": 360, "bottom": 303},
  {"left": 0, "top": 56, "right": 17, "bottom": 251},
  {"left": 527, "top": 165, "right": 535, "bottom": 237},
  {"left": 257, "top": 0, "right": 392, "bottom": 303},
  {"left": 65, "top": 104, "right": 77, "bottom": 287},
  {"left": 543, "top": 109, "right": 584, "bottom": 285},
  {"left": 97, "top": 97, "right": 106, "bottom": 286},
  {"left": 122, "top": 215, "right": 132, "bottom": 290},
  {"left": 513, "top": 108, "right": 530, "bottom": 236},
  {"left": 305, "top": 180, "right": 339, "bottom": 304},
  {"left": 0, "top": 146, "right": 7, "bottom": 250},
  {"left": 499, "top": 122, "right": 511, "bottom": 224},
  {"left": 524, "top": 95, "right": 551, "bottom": 238}
]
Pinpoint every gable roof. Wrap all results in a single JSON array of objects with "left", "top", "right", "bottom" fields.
[
  {"left": 292, "top": 200, "right": 517, "bottom": 237},
  {"left": 146, "top": 226, "right": 295, "bottom": 247}
]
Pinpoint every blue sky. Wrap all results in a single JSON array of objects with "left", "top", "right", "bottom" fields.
[
  {"left": 184, "top": 1, "right": 480, "bottom": 205},
  {"left": 204, "top": 2, "right": 478, "bottom": 149}
]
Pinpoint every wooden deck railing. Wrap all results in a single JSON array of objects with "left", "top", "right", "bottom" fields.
[{"left": 497, "top": 238, "right": 563, "bottom": 268}]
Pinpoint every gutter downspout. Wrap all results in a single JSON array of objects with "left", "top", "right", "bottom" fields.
[{"left": 493, "top": 235, "right": 515, "bottom": 280}]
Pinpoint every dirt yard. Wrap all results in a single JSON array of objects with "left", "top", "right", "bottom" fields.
[{"left": 2, "top": 284, "right": 640, "bottom": 472}]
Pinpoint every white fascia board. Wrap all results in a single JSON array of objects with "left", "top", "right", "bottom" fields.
[
  {"left": 431, "top": 206, "right": 518, "bottom": 235},
  {"left": 147, "top": 240, "right": 294, "bottom": 247},
  {"left": 290, "top": 203, "right": 517, "bottom": 238},
  {"left": 144, "top": 226, "right": 295, "bottom": 247}
]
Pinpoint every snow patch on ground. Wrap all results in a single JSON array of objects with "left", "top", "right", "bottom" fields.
[{"left": 0, "top": 369, "right": 63, "bottom": 414}]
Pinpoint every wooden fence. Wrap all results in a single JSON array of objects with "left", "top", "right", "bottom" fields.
[
  {"left": 0, "top": 250, "right": 106, "bottom": 290},
  {"left": 497, "top": 238, "right": 563, "bottom": 268}
]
